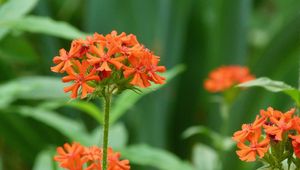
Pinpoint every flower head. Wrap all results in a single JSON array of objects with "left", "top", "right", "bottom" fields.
[
  {"left": 204, "top": 65, "right": 255, "bottom": 93},
  {"left": 51, "top": 31, "right": 166, "bottom": 99},
  {"left": 233, "top": 107, "right": 299, "bottom": 164},
  {"left": 54, "top": 142, "right": 130, "bottom": 170}
]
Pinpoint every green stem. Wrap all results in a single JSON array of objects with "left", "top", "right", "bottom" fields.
[
  {"left": 216, "top": 97, "right": 230, "bottom": 170},
  {"left": 102, "top": 91, "right": 111, "bottom": 170},
  {"left": 220, "top": 100, "right": 229, "bottom": 136}
]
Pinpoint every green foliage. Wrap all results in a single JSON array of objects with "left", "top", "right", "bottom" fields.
[
  {"left": 182, "top": 126, "right": 234, "bottom": 151},
  {"left": 121, "top": 144, "right": 195, "bottom": 170},
  {"left": 2, "top": 16, "right": 88, "bottom": 40},
  {"left": 0, "top": 0, "right": 38, "bottom": 39},
  {"left": 0, "top": 76, "right": 67, "bottom": 108},
  {"left": 33, "top": 149, "right": 58, "bottom": 170},
  {"left": 238, "top": 77, "right": 300, "bottom": 105},
  {"left": 110, "top": 65, "right": 185, "bottom": 124},
  {"left": 192, "top": 144, "right": 219, "bottom": 170},
  {"left": 67, "top": 101, "right": 104, "bottom": 124}
]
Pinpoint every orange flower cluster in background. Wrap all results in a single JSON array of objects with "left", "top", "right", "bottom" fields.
[
  {"left": 54, "top": 142, "right": 130, "bottom": 170},
  {"left": 232, "top": 107, "right": 300, "bottom": 162},
  {"left": 204, "top": 65, "right": 255, "bottom": 93},
  {"left": 51, "top": 31, "right": 166, "bottom": 99}
]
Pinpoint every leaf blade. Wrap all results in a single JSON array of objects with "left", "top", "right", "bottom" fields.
[
  {"left": 238, "top": 77, "right": 300, "bottom": 104},
  {"left": 110, "top": 65, "right": 185, "bottom": 124},
  {"left": 2, "top": 16, "right": 89, "bottom": 40}
]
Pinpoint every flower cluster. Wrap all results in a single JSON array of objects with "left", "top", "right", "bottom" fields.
[
  {"left": 232, "top": 107, "right": 300, "bottom": 163},
  {"left": 51, "top": 31, "right": 166, "bottom": 99},
  {"left": 204, "top": 65, "right": 255, "bottom": 93},
  {"left": 54, "top": 142, "right": 130, "bottom": 170}
]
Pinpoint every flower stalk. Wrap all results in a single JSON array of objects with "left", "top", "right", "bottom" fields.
[{"left": 102, "top": 87, "right": 112, "bottom": 170}]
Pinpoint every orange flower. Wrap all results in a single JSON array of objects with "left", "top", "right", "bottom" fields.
[
  {"left": 51, "top": 30, "right": 166, "bottom": 99},
  {"left": 263, "top": 108, "right": 295, "bottom": 141},
  {"left": 54, "top": 143, "right": 130, "bottom": 170},
  {"left": 145, "top": 54, "right": 166, "bottom": 85},
  {"left": 54, "top": 142, "right": 86, "bottom": 170},
  {"left": 51, "top": 47, "right": 78, "bottom": 73},
  {"left": 259, "top": 107, "right": 282, "bottom": 119},
  {"left": 204, "top": 65, "right": 255, "bottom": 93},
  {"left": 87, "top": 45, "right": 124, "bottom": 71},
  {"left": 292, "top": 116, "right": 300, "bottom": 133},
  {"left": 289, "top": 135, "right": 300, "bottom": 158},
  {"left": 107, "top": 148, "right": 130, "bottom": 170},
  {"left": 123, "top": 52, "right": 151, "bottom": 88},
  {"left": 62, "top": 61, "right": 100, "bottom": 99},
  {"left": 83, "top": 146, "right": 102, "bottom": 170},
  {"left": 233, "top": 115, "right": 266, "bottom": 142},
  {"left": 236, "top": 131, "right": 270, "bottom": 162}
]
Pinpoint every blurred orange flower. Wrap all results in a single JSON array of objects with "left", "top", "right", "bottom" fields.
[
  {"left": 54, "top": 142, "right": 130, "bottom": 170},
  {"left": 204, "top": 65, "right": 255, "bottom": 92}
]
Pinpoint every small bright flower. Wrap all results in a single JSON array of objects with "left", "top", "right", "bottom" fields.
[
  {"left": 54, "top": 142, "right": 86, "bottom": 170},
  {"left": 62, "top": 61, "right": 100, "bottom": 99},
  {"left": 87, "top": 45, "right": 124, "bottom": 71},
  {"left": 289, "top": 135, "right": 300, "bottom": 158},
  {"left": 54, "top": 143, "right": 130, "bottom": 170},
  {"left": 233, "top": 115, "right": 266, "bottom": 142},
  {"left": 236, "top": 131, "right": 270, "bottom": 162},
  {"left": 51, "top": 48, "right": 77, "bottom": 73},
  {"left": 123, "top": 49, "right": 166, "bottom": 88},
  {"left": 204, "top": 65, "right": 255, "bottom": 93},
  {"left": 292, "top": 116, "right": 300, "bottom": 133},
  {"left": 263, "top": 108, "right": 295, "bottom": 141},
  {"left": 107, "top": 148, "right": 130, "bottom": 170},
  {"left": 259, "top": 107, "right": 282, "bottom": 119}
]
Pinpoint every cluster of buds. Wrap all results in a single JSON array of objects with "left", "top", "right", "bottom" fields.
[
  {"left": 233, "top": 107, "right": 300, "bottom": 168},
  {"left": 54, "top": 142, "right": 130, "bottom": 170},
  {"left": 204, "top": 65, "right": 255, "bottom": 93},
  {"left": 51, "top": 31, "right": 166, "bottom": 99}
]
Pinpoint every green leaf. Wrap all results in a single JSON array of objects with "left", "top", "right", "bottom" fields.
[
  {"left": 120, "top": 144, "right": 194, "bottom": 170},
  {"left": 110, "top": 65, "right": 185, "bottom": 124},
  {"left": 182, "top": 126, "right": 234, "bottom": 151},
  {"left": 0, "top": 0, "right": 38, "bottom": 40},
  {"left": 15, "top": 105, "right": 127, "bottom": 148},
  {"left": 33, "top": 149, "right": 58, "bottom": 170},
  {"left": 0, "top": 76, "right": 68, "bottom": 108},
  {"left": 238, "top": 77, "right": 300, "bottom": 105},
  {"left": 89, "top": 123, "right": 128, "bottom": 148},
  {"left": 1, "top": 16, "right": 89, "bottom": 40},
  {"left": 0, "top": 35, "right": 39, "bottom": 64},
  {"left": 16, "top": 106, "right": 90, "bottom": 144},
  {"left": 66, "top": 101, "right": 103, "bottom": 125},
  {"left": 192, "top": 143, "right": 219, "bottom": 170}
]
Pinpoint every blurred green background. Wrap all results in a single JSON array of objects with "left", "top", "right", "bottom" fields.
[{"left": 1, "top": 0, "right": 300, "bottom": 169}]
